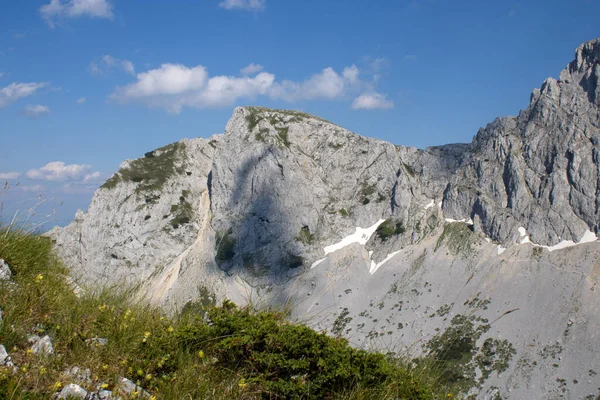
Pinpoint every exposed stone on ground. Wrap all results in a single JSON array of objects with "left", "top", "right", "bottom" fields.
[
  {"left": 29, "top": 334, "right": 54, "bottom": 355},
  {"left": 116, "top": 377, "right": 149, "bottom": 398},
  {"left": 57, "top": 383, "right": 88, "bottom": 399},
  {"left": 0, "top": 344, "right": 8, "bottom": 365},
  {"left": 0, "top": 258, "right": 11, "bottom": 280}
]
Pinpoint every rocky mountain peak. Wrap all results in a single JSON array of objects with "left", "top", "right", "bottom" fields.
[{"left": 47, "top": 39, "right": 600, "bottom": 399}]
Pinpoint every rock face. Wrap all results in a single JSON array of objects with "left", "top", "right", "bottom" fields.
[
  {"left": 48, "top": 39, "right": 600, "bottom": 399},
  {"left": 444, "top": 38, "right": 600, "bottom": 246}
]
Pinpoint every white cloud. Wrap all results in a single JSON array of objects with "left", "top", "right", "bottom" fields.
[
  {"left": 26, "top": 161, "right": 92, "bottom": 182},
  {"left": 20, "top": 185, "right": 47, "bottom": 193},
  {"left": 241, "top": 63, "right": 264, "bottom": 75},
  {"left": 269, "top": 66, "right": 360, "bottom": 102},
  {"left": 219, "top": 0, "right": 265, "bottom": 11},
  {"left": 63, "top": 183, "right": 98, "bottom": 194},
  {"left": 112, "top": 64, "right": 277, "bottom": 112},
  {"left": 40, "top": 0, "right": 113, "bottom": 28},
  {"left": 23, "top": 104, "right": 50, "bottom": 118},
  {"left": 91, "top": 55, "right": 135, "bottom": 75},
  {"left": 352, "top": 92, "right": 394, "bottom": 110},
  {"left": 0, "top": 82, "right": 47, "bottom": 108},
  {"left": 77, "top": 97, "right": 86, "bottom": 104},
  {"left": 110, "top": 62, "right": 394, "bottom": 112},
  {"left": 82, "top": 171, "right": 102, "bottom": 183},
  {"left": 0, "top": 172, "right": 20, "bottom": 180}
]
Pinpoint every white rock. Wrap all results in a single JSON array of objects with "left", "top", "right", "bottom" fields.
[
  {"left": 30, "top": 335, "right": 54, "bottom": 355},
  {"left": 0, "top": 259, "right": 11, "bottom": 280},
  {"left": 57, "top": 383, "right": 88, "bottom": 399}
]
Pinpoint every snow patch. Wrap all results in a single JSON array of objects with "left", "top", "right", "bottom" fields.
[
  {"left": 497, "top": 246, "right": 506, "bottom": 255},
  {"left": 444, "top": 218, "right": 474, "bottom": 225},
  {"left": 369, "top": 250, "right": 402, "bottom": 274},
  {"left": 424, "top": 200, "right": 435, "bottom": 210},
  {"left": 322, "top": 219, "right": 385, "bottom": 255},
  {"left": 517, "top": 227, "right": 598, "bottom": 252},
  {"left": 310, "top": 219, "right": 386, "bottom": 269}
]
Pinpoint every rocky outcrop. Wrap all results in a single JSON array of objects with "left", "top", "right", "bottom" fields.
[{"left": 48, "top": 39, "right": 600, "bottom": 399}]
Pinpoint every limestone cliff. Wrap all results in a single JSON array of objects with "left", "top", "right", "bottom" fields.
[{"left": 49, "top": 39, "right": 600, "bottom": 399}]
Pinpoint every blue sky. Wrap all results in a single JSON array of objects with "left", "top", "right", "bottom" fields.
[{"left": 1, "top": 0, "right": 599, "bottom": 229}]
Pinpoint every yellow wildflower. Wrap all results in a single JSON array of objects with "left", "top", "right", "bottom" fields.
[
  {"left": 167, "top": 326, "right": 174, "bottom": 333},
  {"left": 137, "top": 369, "right": 144, "bottom": 376},
  {"left": 26, "top": 349, "right": 33, "bottom": 355},
  {"left": 102, "top": 364, "right": 109, "bottom": 370},
  {"left": 100, "top": 383, "right": 109, "bottom": 389},
  {"left": 98, "top": 304, "right": 107, "bottom": 312},
  {"left": 35, "top": 274, "right": 44, "bottom": 283},
  {"left": 197, "top": 350, "right": 205, "bottom": 359},
  {"left": 145, "top": 374, "right": 153, "bottom": 380},
  {"left": 52, "top": 381, "right": 63, "bottom": 391},
  {"left": 238, "top": 378, "right": 247, "bottom": 389}
]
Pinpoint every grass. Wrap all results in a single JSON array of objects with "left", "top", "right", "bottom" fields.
[
  {"left": 435, "top": 222, "right": 473, "bottom": 255},
  {"left": 0, "top": 225, "right": 479, "bottom": 399},
  {"left": 376, "top": 219, "right": 406, "bottom": 241},
  {"left": 100, "top": 142, "right": 186, "bottom": 193}
]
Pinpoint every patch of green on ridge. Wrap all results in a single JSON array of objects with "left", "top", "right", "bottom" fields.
[
  {"left": 100, "top": 141, "right": 186, "bottom": 193},
  {"left": 435, "top": 222, "right": 473, "bottom": 255}
]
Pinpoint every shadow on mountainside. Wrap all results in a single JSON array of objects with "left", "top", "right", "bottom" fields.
[{"left": 211, "top": 144, "right": 308, "bottom": 305}]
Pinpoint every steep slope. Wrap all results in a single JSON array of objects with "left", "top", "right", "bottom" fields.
[
  {"left": 444, "top": 39, "right": 600, "bottom": 246},
  {"left": 49, "top": 39, "right": 600, "bottom": 398}
]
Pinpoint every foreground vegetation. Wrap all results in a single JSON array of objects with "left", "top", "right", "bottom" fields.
[{"left": 0, "top": 226, "right": 457, "bottom": 399}]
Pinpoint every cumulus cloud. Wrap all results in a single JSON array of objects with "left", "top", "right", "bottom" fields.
[
  {"left": 23, "top": 104, "right": 50, "bottom": 118},
  {"left": 63, "top": 183, "right": 98, "bottom": 194},
  {"left": 219, "top": 0, "right": 265, "bottom": 11},
  {"left": 269, "top": 66, "right": 360, "bottom": 102},
  {"left": 0, "top": 82, "right": 47, "bottom": 108},
  {"left": 20, "top": 185, "right": 47, "bottom": 193},
  {"left": 241, "top": 63, "right": 264, "bottom": 75},
  {"left": 40, "top": 0, "right": 113, "bottom": 28},
  {"left": 26, "top": 161, "right": 95, "bottom": 182},
  {"left": 77, "top": 97, "right": 86, "bottom": 104},
  {"left": 0, "top": 172, "right": 20, "bottom": 180},
  {"left": 111, "top": 61, "right": 394, "bottom": 112},
  {"left": 352, "top": 92, "right": 394, "bottom": 110},
  {"left": 91, "top": 55, "right": 135, "bottom": 75},
  {"left": 111, "top": 63, "right": 277, "bottom": 112},
  {"left": 82, "top": 171, "right": 102, "bottom": 183}
]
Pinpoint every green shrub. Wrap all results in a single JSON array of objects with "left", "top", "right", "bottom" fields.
[
  {"left": 177, "top": 302, "right": 433, "bottom": 399},
  {"left": 100, "top": 141, "right": 186, "bottom": 193},
  {"left": 0, "top": 225, "right": 444, "bottom": 399},
  {"left": 295, "top": 226, "right": 315, "bottom": 245},
  {"left": 215, "top": 230, "right": 236, "bottom": 265},
  {"left": 376, "top": 219, "right": 405, "bottom": 241}
]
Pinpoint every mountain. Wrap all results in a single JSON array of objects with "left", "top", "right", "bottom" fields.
[{"left": 49, "top": 39, "right": 600, "bottom": 399}]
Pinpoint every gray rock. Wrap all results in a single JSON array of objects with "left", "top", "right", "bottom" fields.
[
  {"left": 57, "top": 383, "right": 87, "bottom": 399},
  {"left": 116, "top": 377, "right": 149, "bottom": 398},
  {"left": 46, "top": 38, "right": 600, "bottom": 400},
  {"left": 86, "top": 337, "right": 108, "bottom": 347},
  {"left": 29, "top": 334, "right": 54, "bottom": 355},
  {"left": 0, "top": 258, "right": 11, "bottom": 280},
  {"left": 89, "top": 389, "right": 117, "bottom": 400},
  {"left": 0, "top": 344, "right": 8, "bottom": 365}
]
